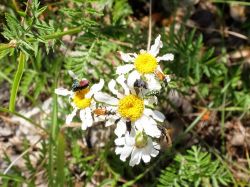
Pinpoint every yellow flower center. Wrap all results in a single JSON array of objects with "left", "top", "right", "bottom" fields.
[
  {"left": 134, "top": 53, "right": 157, "bottom": 74},
  {"left": 73, "top": 88, "right": 92, "bottom": 109},
  {"left": 118, "top": 94, "right": 144, "bottom": 121}
]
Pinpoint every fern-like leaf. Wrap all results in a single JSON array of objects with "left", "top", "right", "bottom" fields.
[{"left": 157, "top": 146, "right": 232, "bottom": 187}]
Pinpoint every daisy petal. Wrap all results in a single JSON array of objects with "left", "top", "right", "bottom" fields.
[
  {"left": 149, "top": 35, "right": 163, "bottom": 57},
  {"left": 68, "top": 70, "right": 78, "bottom": 79},
  {"left": 117, "top": 75, "right": 130, "bottom": 95},
  {"left": 66, "top": 107, "right": 77, "bottom": 124},
  {"left": 156, "top": 53, "right": 174, "bottom": 62},
  {"left": 79, "top": 109, "right": 86, "bottom": 129},
  {"left": 142, "top": 152, "right": 151, "bottom": 163},
  {"left": 134, "top": 120, "right": 143, "bottom": 132},
  {"left": 125, "top": 130, "right": 136, "bottom": 146},
  {"left": 144, "top": 108, "right": 165, "bottom": 122},
  {"left": 119, "top": 52, "right": 136, "bottom": 62},
  {"left": 152, "top": 110, "right": 165, "bottom": 122},
  {"left": 108, "top": 79, "right": 123, "bottom": 99},
  {"left": 136, "top": 115, "right": 161, "bottom": 138},
  {"left": 116, "top": 64, "right": 134, "bottom": 75},
  {"left": 85, "top": 79, "right": 104, "bottom": 98},
  {"left": 106, "top": 115, "right": 119, "bottom": 126},
  {"left": 149, "top": 139, "right": 160, "bottom": 157},
  {"left": 115, "top": 147, "right": 123, "bottom": 155},
  {"left": 129, "top": 149, "right": 142, "bottom": 166},
  {"left": 127, "top": 70, "right": 140, "bottom": 92},
  {"left": 115, "top": 137, "right": 125, "bottom": 146},
  {"left": 150, "top": 148, "right": 159, "bottom": 157},
  {"left": 120, "top": 146, "right": 134, "bottom": 161},
  {"left": 81, "top": 108, "right": 93, "bottom": 130},
  {"left": 114, "top": 119, "right": 127, "bottom": 137},
  {"left": 153, "top": 142, "right": 161, "bottom": 150},
  {"left": 145, "top": 74, "right": 161, "bottom": 91},
  {"left": 144, "top": 120, "right": 161, "bottom": 138},
  {"left": 94, "top": 115, "right": 106, "bottom": 122},
  {"left": 94, "top": 92, "right": 119, "bottom": 105},
  {"left": 55, "top": 88, "right": 72, "bottom": 96},
  {"left": 85, "top": 108, "right": 93, "bottom": 127}
]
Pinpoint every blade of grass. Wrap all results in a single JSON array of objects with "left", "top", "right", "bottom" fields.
[
  {"left": 48, "top": 58, "right": 61, "bottom": 186},
  {"left": 184, "top": 102, "right": 214, "bottom": 134},
  {"left": 9, "top": 52, "right": 26, "bottom": 112},
  {"left": 211, "top": 0, "right": 250, "bottom": 6},
  {"left": 51, "top": 93, "right": 58, "bottom": 139},
  {"left": 48, "top": 88, "right": 58, "bottom": 186},
  {"left": 56, "top": 132, "right": 66, "bottom": 186},
  {"left": 0, "top": 173, "right": 26, "bottom": 183}
]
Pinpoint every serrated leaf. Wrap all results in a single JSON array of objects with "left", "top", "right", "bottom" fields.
[
  {"left": 5, "top": 14, "right": 23, "bottom": 37},
  {"left": 20, "top": 70, "right": 36, "bottom": 96},
  {"left": 36, "top": 6, "right": 47, "bottom": 17},
  {"left": 85, "top": 8, "right": 103, "bottom": 16},
  {"left": 0, "top": 48, "right": 11, "bottom": 60},
  {"left": 112, "top": 0, "right": 132, "bottom": 24},
  {"left": 20, "top": 40, "right": 35, "bottom": 51},
  {"left": 17, "top": 11, "right": 27, "bottom": 17},
  {"left": 157, "top": 146, "right": 232, "bottom": 187},
  {"left": 34, "top": 22, "right": 54, "bottom": 31}
]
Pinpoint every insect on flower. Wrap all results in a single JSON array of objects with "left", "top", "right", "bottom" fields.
[
  {"left": 157, "top": 124, "right": 173, "bottom": 149},
  {"left": 154, "top": 69, "right": 171, "bottom": 83},
  {"left": 93, "top": 108, "right": 116, "bottom": 116},
  {"left": 55, "top": 71, "right": 104, "bottom": 130},
  {"left": 72, "top": 79, "right": 89, "bottom": 92},
  {"left": 134, "top": 79, "right": 148, "bottom": 89},
  {"left": 94, "top": 75, "right": 164, "bottom": 138},
  {"left": 116, "top": 35, "right": 174, "bottom": 91}
]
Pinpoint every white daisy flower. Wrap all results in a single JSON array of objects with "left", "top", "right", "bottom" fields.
[
  {"left": 55, "top": 71, "right": 104, "bottom": 130},
  {"left": 116, "top": 35, "right": 174, "bottom": 91},
  {"left": 115, "top": 128, "right": 160, "bottom": 167},
  {"left": 94, "top": 75, "right": 165, "bottom": 138}
]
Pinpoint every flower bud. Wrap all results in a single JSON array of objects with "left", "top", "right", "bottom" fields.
[{"left": 135, "top": 132, "right": 148, "bottom": 148}]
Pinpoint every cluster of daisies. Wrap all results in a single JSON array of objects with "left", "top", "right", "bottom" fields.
[{"left": 55, "top": 35, "right": 174, "bottom": 166}]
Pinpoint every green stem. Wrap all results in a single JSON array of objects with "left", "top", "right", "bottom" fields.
[
  {"left": 48, "top": 58, "right": 61, "bottom": 186},
  {"left": 0, "top": 43, "right": 12, "bottom": 51},
  {"left": 0, "top": 27, "right": 82, "bottom": 52},
  {"left": 220, "top": 81, "right": 227, "bottom": 154},
  {"left": 27, "top": 26, "right": 83, "bottom": 42}
]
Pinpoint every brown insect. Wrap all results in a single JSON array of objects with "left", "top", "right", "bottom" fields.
[
  {"left": 196, "top": 109, "right": 217, "bottom": 130},
  {"left": 157, "top": 124, "right": 173, "bottom": 149},
  {"left": 154, "top": 69, "right": 171, "bottom": 83},
  {"left": 93, "top": 108, "right": 116, "bottom": 116}
]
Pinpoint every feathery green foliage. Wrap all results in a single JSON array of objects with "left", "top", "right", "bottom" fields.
[
  {"left": 0, "top": 0, "right": 249, "bottom": 186},
  {"left": 157, "top": 146, "right": 232, "bottom": 187}
]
